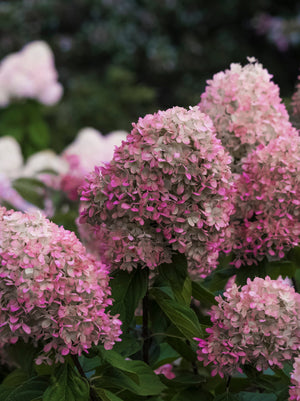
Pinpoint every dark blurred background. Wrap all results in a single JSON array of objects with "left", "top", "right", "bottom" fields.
[{"left": 1, "top": 0, "right": 300, "bottom": 152}]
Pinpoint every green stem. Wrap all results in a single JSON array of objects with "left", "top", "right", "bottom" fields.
[
  {"left": 226, "top": 375, "right": 232, "bottom": 391},
  {"left": 142, "top": 269, "right": 150, "bottom": 364},
  {"left": 142, "top": 288, "right": 150, "bottom": 364},
  {"left": 186, "top": 340, "right": 198, "bottom": 375},
  {"left": 71, "top": 354, "right": 100, "bottom": 401},
  {"left": 292, "top": 277, "right": 298, "bottom": 292}
]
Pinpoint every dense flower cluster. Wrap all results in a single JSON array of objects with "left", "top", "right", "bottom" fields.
[
  {"left": 0, "top": 41, "right": 63, "bottom": 107},
  {"left": 290, "top": 357, "right": 300, "bottom": 401},
  {"left": 230, "top": 133, "right": 300, "bottom": 268},
  {"left": 0, "top": 207, "right": 122, "bottom": 364},
  {"left": 196, "top": 276, "right": 300, "bottom": 377},
  {"left": 79, "top": 106, "right": 235, "bottom": 277},
  {"left": 198, "top": 58, "right": 295, "bottom": 168},
  {"left": 61, "top": 128, "right": 127, "bottom": 200}
]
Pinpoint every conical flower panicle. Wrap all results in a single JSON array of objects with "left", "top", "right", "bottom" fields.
[
  {"left": 199, "top": 58, "right": 296, "bottom": 169},
  {"left": 79, "top": 106, "right": 235, "bottom": 278},
  {"left": 0, "top": 207, "right": 122, "bottom": 365},
  {"left": 230, "top": 133, "right": 300, "bottom": 268}
]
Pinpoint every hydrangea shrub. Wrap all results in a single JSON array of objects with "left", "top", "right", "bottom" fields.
[{"left": 1, "top": 55, "right": 300, "bottom": 401}]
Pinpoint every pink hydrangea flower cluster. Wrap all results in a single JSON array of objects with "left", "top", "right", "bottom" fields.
[
  {"left": 61, "top": 128, "right": 127, "bottom": 200},
  {"left": 196, "top": 276, "right": 300, "bottom": 378},
  {"left": 79, "top": 106, "right": 235, "bottom": 277},
  {"left": 198, "top": 58, "right": 294, "bottom": 168},
  {"left": 290, "top": 357, "right": 300, "bottom": 401},
  {"left": 0, "top": 41, "right": 63, "bottom": 107},
  {"left": 230, "top": 133, "right": 300, "bottom": 268},
  {"left": 0, "top": 207, "right": 122, "bottom": 365}
]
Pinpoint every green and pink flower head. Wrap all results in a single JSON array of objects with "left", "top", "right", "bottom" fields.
[
  {"left": 231, "top": 133, "right": 300, "bottom": 268},
  {"left": 79, "top": 106, "right": 235, "bottom": 278},
  {"left": 198, "top": 58, "right": 296, "bottom": 168},
  {"left": 196, "top": 276, "right": 300, "bottom": 378},
  {"left": 0, "top": 207, "right": 122, "bottom": 365}
]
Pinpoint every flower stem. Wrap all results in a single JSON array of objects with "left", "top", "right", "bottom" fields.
[
  {"left": 226, "top": 375, "right": 232, "bottom": 390},
  {"left": 186, "top": 340, "right": 198, "bottom": 375},
  {"left": 71, "top": 354, "right": 100, "bottom": 401},
  {"left": 292, "top": 277, "right": 298, "bottom": 292},
  {"left": 142, "top": 272, "right": 150, "bottom": 364}
]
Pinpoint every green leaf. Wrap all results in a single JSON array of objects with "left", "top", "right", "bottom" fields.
[
  {"left": 0, "top": 376, "right": 49, "bottom": 401},
  {"left": 94, "top": 367, "right": 166, "bottom": 397},
  {"left": 238, "top": 392, "right": 277, "bottom": 401},
  {"left": 43, "top": 363, "right": 89, "bottom": 401},
  {"left": 158, "top": 254, "right": 192, "bottom": 305},
  {"left": 100, "top": 350, "right": 140, "bottom": 384},
  {"left": 161, "top": 373, "right": 205, "bottom": 388},
  {"left": 27, "top": 120, "right": 50, "bottom": 149},
  {"left": 276, "top": 387, "right": 290, "bottom": 401},
  {"left": 265, "top": 261, "right": 297, "bottom": 279},
  {"left": 151, "top": 288, "right": 204, "bottom": 341},
  {"left": 1, "top": 369, "right": 28, "bottom": 387},
  {"left": 272, "top": 364, "right": 292, "bottom": 385},
  {"left": 165, "top": 335, "right": 197, "bottom": 362},
  {"left": 282, "top": 362, "right": 294, "bottom": 378},
  {"left": 214, "top": 393, "right": 239, "bottom": 401},
  {"left": 79, "top": 355, "right": 102, "bottom": 373},
  {"left": 225, "top": 378, "right": 251, "bottom": 393},
  {"left": 112, "top": 333, "right": 141, "bottom": 358},
  {"left": 96, "top": 388, "right": 124, "bottom": 401},
  {"left": 151, "top": 342, "right": 180, "bottom": 370},
  {"left": 110, "top": 269, "right": 148, "bottom": 330},
  {"left": 251, "top": 373, "right": 285, "bottom": 393},
  {"left": 191, "top": 281, "right": 217, "bottom": 307},
  {"left": 235, "top": 261, "right": 267, "bottom": 286},
  {"left": 203, "top": 265, "right": 237, "bottom": 292},
  {"left": 288, "top": 246, "right": 300, "bottom": 268},
  {"left": 172, "top": 388, "right": 213, "bottom": 401},
  {"left": 8, "top": 340, "right": 38, "bottom": 376},
  {"left": 13, "top": 177, "right": 47, "bottom": 189},
  {"left": 35, "top": 362, "right": 56, "bottom": 377},
  {"left": 12, "top": 177, "right": 45, "bottom": 209},
  {"left": 95, "top": 349, "right": 166, "bottom": 396}
]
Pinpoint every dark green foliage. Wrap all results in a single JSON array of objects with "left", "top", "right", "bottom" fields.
[
  {"left": 0, "top": 101, "right": 50, "bottom": 158},
  {"left": 0, "top": 0, "right": 299, "bottom": 152}
]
